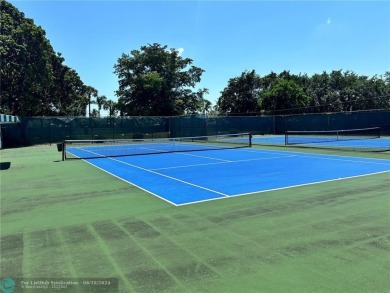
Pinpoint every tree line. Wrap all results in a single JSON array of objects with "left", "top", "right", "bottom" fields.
[
  {"left": 217, "top": 70, "right": 390, "bottom": 115},
  {"left": 1, "top": 1, "right": 389, "bottom": 117}
]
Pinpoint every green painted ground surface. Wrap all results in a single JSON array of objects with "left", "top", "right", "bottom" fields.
[{"left": 1, "top": 145, "right": 389, "bottom": 292}]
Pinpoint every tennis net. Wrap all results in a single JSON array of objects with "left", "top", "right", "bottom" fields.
[
  {"left": 62, "top": 133, "right": 251, "bottom": 160},
  {"left": 284, "top": 127, "right": 389, "bottom": 151}
]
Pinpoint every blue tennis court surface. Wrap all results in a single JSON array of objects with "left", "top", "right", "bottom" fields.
[{"left": 69, "top": 147, "right": 390, "bottom": 206}]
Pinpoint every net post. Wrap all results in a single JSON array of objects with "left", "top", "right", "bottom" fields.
[
  {"left": 62, "top": 142, "right": 65, "bottom": 161},
  {"left": 249, "top": 133, "right": 252, "bottom": 147},
  {"left": 285, "top": 132, "right": 288, "bottom": 145}
]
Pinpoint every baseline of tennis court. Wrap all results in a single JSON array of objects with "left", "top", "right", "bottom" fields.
[{"left": 68, "top": 147, "right": 390, "bottom": 206}]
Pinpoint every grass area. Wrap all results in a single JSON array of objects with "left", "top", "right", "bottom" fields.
[{"left": 1, "top": 145, "right": 389, "bottom": 292}]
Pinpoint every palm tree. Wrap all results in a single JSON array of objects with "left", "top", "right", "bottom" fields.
[
  {"left": 202, "top": 99, "right": 212, "bottom": 115},
  {"left": 85, "top": 86, "right": 98, "bottom": 117},
  {"left": 96, "top": 95, "right": 107, "bottom": 117},
  {"left": 103, "top": 99, "right": 117, "bottom": 117},
  {"left": 90, "top": 109, "right": 99, "bottom": 117}
]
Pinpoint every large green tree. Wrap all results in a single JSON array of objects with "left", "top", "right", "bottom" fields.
[
  {"left": 0, "top": 1, "right": 89, "bottom": 116},
  {"left": 114, "top": 43, "right": 209, "bottom": 116},
  {"left": 1, "top": 1, "right": 52, "bottom": 115},
  {"left": 261, "top": 79, "right": 311, "bottom": 114},
  {"left": 49, "top": 53, "right": 89, "bottom": 116},
  {"left": 217, "top": 70, "right": 262, "bottom": 115}
]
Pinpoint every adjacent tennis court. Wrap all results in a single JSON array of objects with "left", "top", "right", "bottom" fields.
[
  {"left": 65, "top": 139, "right": 390, "bottom": 205},
  {"left": 252, "top": 130, "right": 390, "bottom": 152}
]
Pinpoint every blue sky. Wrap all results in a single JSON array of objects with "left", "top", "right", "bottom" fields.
[{"left": 10, "top": 0, "right": 390, "bottom": 110}]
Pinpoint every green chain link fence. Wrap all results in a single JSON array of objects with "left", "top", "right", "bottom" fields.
[{"left": 1, "top": 109, "right": 389, "bottom": 148}]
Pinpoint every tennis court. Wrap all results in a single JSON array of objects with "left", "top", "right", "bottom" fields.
[
  {"left": 2, "top": 140, "right": 390, "bottom": 292},
  {"left": 65, "top": 139, "right": 390, "bottom": 206}
]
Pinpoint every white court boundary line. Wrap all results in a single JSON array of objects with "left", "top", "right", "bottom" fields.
[
  {"left": 175, "top": 146, "right": 390, "bottom": 168},
  {"left": 83, "top": 160, "right": 179, "bottom": 206},
  {"left": 177, "top": 170, "right": 390, "bottom": 206},
  {"left": 109, "top": 157, "right": 229, "bottom": 198},
  {"left": 235, "top": 146, "right": 390, "bottom": 165},
  {"left": 71, "top": 147, "right": 229, "bottom": 204},
  {"left": 67, "top": 148, "right": 179, "bottom": 206}
]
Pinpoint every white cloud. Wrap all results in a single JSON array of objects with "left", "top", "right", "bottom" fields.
[
  {"left": 326, "top": 17, "right": 332, "bottom": 25},
  {"left": 177, "top": 48, "right": 184, "bottom": 56}
]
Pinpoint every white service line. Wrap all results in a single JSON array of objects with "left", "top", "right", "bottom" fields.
[
  {"left": 152, "top": 155, "right": 296, "bottom": 171},
  {"left": 175, "top": 151, "right": 232, "bottom": 162}
]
